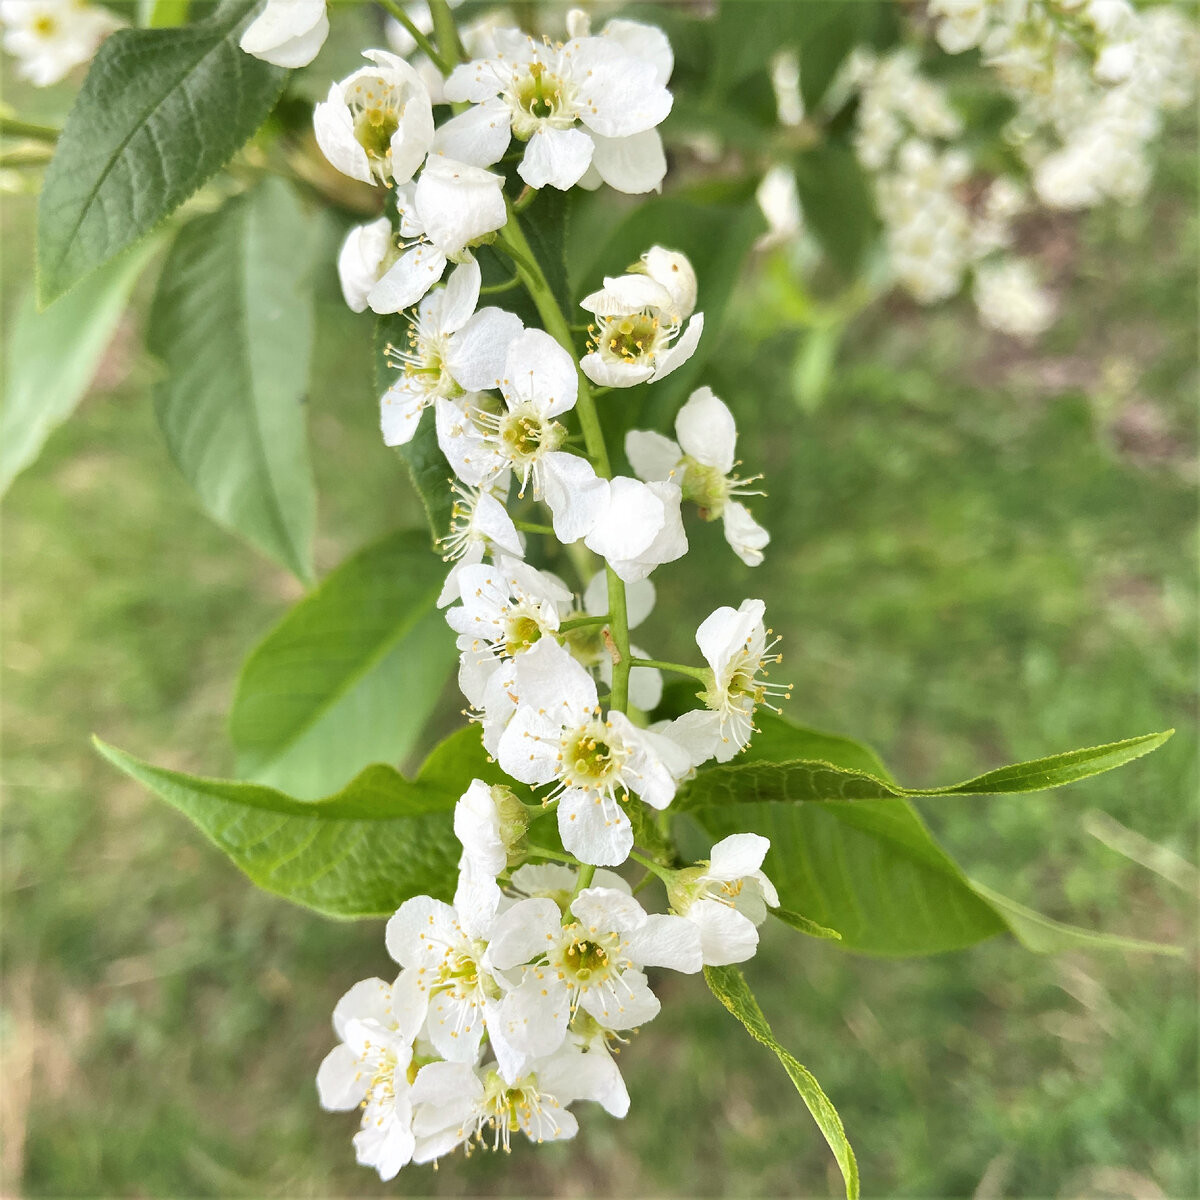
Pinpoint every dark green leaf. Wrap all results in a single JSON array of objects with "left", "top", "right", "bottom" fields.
[
  {"left": 231, "top": 530, "right": 457, "bottom": 799},
  {"left": 1, "top": 235, "right": 163, "bottom": 495},
  {"left": 37, "top": 0, "right": 287, "bottom": 304},
  {"left": 93, "top": 726, "right": 501, "bottom": 917},
  {"left": 147, "top": 179, "right": 317, "bottom": 581},
  {"left": 705, "top": 964, "right": 859, "bottom": 1200},
  {"left": 374, "top": 313, "right": 455, "bottom": 542},
  {"left": 518, "top": 188, "right": 571, "bottom": 316},
  {"left": 793, "top": 145, "right": 878, "bottom": 278}
]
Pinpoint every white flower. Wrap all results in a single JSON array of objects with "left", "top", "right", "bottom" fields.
[
  {"left": 580, "top": 248, "right": 704, "bottom": 387},
  {"left": 495, "top": 885, "right": 701, "bottom": 1058},
  {"left": 239, "top": 0, "right": 328, "bottom": 67},
  {"left": 366, "top": 158, "right": 507, "bottom": 315},
  {"left": 384, "top": 868, "right": 555, "bottom": 1080},
  {"left": 438, "top": 28, "right": 673, "bottom": 192},
  {"left": 583, "top": 477, "right": 688, "bottom": 584},
  {"left": 508, "top": 861, "right": 632, "bottom": 907},
  {"left": 434, "top": 329, "right": 608, "bottom": 542},
  {"left": 667, "top": 599, "right": 791, "bottom": 766},
  {"left": 337, "top": 218, "right": 394, "bottom": 314},
  {"left": 315, "top": 975, "right": 424, "bottom": 1180},
  {"left": 669, "top": 834, "right": 779, "bottom": 966},
  {"left": 409, "top": 1041, "right": 620, "bottom": 1162},
  {"left": 313, "top": 50, "right": 435, "bottom": 187},
  {"left": 435, "top": 478, "right": 524, "bottom": 608},
  {"left": 928, "top": 0, "right": 989, "bottom": 55},
  {"left": 973, "top": 258, "right": 1056, "bottom": 339},
  {"left": 379, "top": 271, "right": 523, "bottom": 445},
  {"left": 571, "top": 570, "right": 662, "bottom": 711},
  {"left": 446, "top": 553, "right": 573, "bottom": 669},
  {"left": 0, "top": 0, "right": 119, "bottom": 86},
  {"left": 497, "top": 639, "right": 690, "bottom": 865},
  {"left": 626, "top": 386, "right": 769, "bottom": 567},
  {"left": 454, "top": 778, "right": 529, "bottom": 878},
  {"left": 459, "top": 652, "right": 519, "bottom": 757},
  {"left": 756, "top": 163, "right": 803, "bottom": 248}
]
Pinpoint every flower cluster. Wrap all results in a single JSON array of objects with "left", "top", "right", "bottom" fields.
[{"left": 281, "top": 7, "right": 789, "bottom": 1176}]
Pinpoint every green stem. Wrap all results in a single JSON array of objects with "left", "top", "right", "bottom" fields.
[
  {"left": 526, "top": 844, "right": 580, "bottom": 865},
  {"left": 514, "top": 185, "right": 539, "bottom": 213},
  {"left": 429, "top": 0, "right": 466, "bottom": 70},
  {"left": 572, "top": 864, "right": 597, "bottom": 897},
  {"left": 0, "top": 117, "right": 59, "bottom": 143},
  {"left": 479, "top": 273, "right": 521, "bottom": 295},
  {"left": 513, "top": 519, "right": 554, "bottom": 535},
  {"left": 629, "top": 849, "right": 675, "bottom": 883},
  {"left": 494, "top": 199, "right": 634, "bottom": 713},
  {"left": 630, "top": 657, "right": 711, "bottom": 684},
  {"left": 378, "top": 0, "right": 447, "bottom": 70},
  {"left": 558, "top": 614, "right": 609, "bottom": 633}
]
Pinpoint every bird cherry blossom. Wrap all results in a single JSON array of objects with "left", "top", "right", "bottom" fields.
[
  {"left": 626, "top": 386, "right": 770, "bottom": 567},
  {"left": 437, "top": 28, "right": 673, "bottom": 192},
  {"left": 453, "top": 779, "right": 530, "bottom": 880},
  {"left": 379, "top": 270, "right": 523, "bottom": 445},
  {"left": 580, "top": 247, "right": 704, "bottom": 387},
  {"left": 0, "top": 0, "right": 119, "bottom": 86},
  {"left": 668, "top": 599, "right": 791, "bottom": 766},
  {"left": 239, "top": 0, "right": 328, "bottom": 68},
  {"left": 435, "top": 478, "right": 524, "bottom": 608},
  {"left": 583, "top": 477, "right": 688, "bottom": 584},
  {"left": 497, "top": 639, "right": 689, "bottom": 865},
  {"left": 313, "top": 50, "right": 435, "bottom": 187},
  {"left": 668, "top": 833, "right": 779, "bottom": 966}
]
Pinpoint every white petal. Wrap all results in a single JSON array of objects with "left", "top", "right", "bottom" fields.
[
  {"left": 580, "top": 352, "right": 655, "bottom": 388},
  {"left": 708, "top": 833, "right": 770, "bottom": 880},
  {"left": 642, "top": 246, "right": 697, "bottom": 320},
  {"left": 379, "top": 379, "right": 429, "bottom": 446},
  {"left": 337, "top": 217, "right": 391, "bottom": 313},
  {"left": 427, "top": 990, "right": 485, "bottom": 1061},
  {"left": 432, "top": 98, "right": 512, "bottom": 166},
  {"left": 511, "top": 635, "right": 598, "bottom": 717},
  {"left": 625, "top": 429, "right": 681, "bottom": 482},
  {"left": 313, "top": 85, "right": 373, "bottom": 184},
  {"left": 688, "top": 898, "right": 760, "bottom": 966},
  {"left": 415, "top": 157, "right": 507, "bottom": 255},
  {"left": 696, "top": 598, "right": 764, "bottom": 674},
  {"left": 579, "top": 966, "right": 659, "bottom": 1028},
  {"left": 601, "top": 17, "right": 674, "bottom": 86},
  {"left": 472, "top": 491, "right": 524, "bottom": 555},
  {"left": 443, "top": 59, "right": 506, "bottom": 103},
  {"left": 570, "top": 885, "right": 647, "bottom": 932},
  {"left": 368, "top": 243, "right": 447, "bottom": 314},
  {"left": 663, "top": 708, "right": 725, "bottom": 768},
  {"left": 316, "top": 1044, "right": 367, "bottom": 1111},
  {"left": 624, "top": 912, "right": 703, "bottom": 972},
  {"left": 580, "top": 273, "right": 675, "bottom": 316},
  {"left": 518, "top": 125, "right": 595, "bottom": 190},
  {"left": 584, "top": 476, "right": 664, "bottom": 563},
  {"left": 447, "top": 307, "right": 524, "bottom": 390},
  {"left": 485, "top": 898, "right": 562, "bottom": 970},
  {"left": 241, "top": 0, "right": 327, "bottom": 67},
  {"left": 589, "top": 128, "right": 667, "bottom": 194},
  {"left": 540, "top": 452, "right": 608, "bottom": 543},
  {"left": 627, "top": 660, "right": 663, "bottom": 711},
  {"left": 674, "top": 386, "right": 736, "bottom": 472},
  {"left": 453, "top": 779, "right": 505, "bottom": 877},
  {"left": 385, "top": 895, "right": 458, "bottom": 968},
  {"left": 435, "top": 396, "right": 501, "bottom": 487},
  {"left": 411, "top": 1059, "right": 483, "bottom": 1112},
  {"left": 496, "top": 973, "right": 571, "bottom": 1057},
  {"left": 332, "top": 976, "right": 394, "bottom": 1038},
  {"left": 571, "top": 39, "right": 672, "bottom": 138},
  {"left": 723, "top": 501, "right": 770, "bottom": 566},
  {"left": 557, "top": 788, "right": 633, "bottom": 866},
  {"left": 437, "top": 258, "right": 483, "bottom": 334},
  {"left": 501, "top": 328, "right": 578, "bottom": 418},
  {"left": 650, "top": 312, "right": 704, "bottom": 380}
]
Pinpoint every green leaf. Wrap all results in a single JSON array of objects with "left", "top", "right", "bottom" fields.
[
  {"left": 147, "top": 179, "right": 317, "bottom": 581},
  {"left": 679, "top": 729, "right": 1174, "bottom": 809},
  {"left": 704, "top": 964, "right": 859, "bottom": 1200},
  {"left": 374, "top": 313, "right": 454, "bottom": 542},
  {"left": 770, "top": 907, "right": 842, "bottom": 941},
  {"left": 686, "top": 717, "right": 1176, "bottom": 956},
  {"left": 1, "top": 235, "right": 163, "bottom": 495},
  {"left": 93, "top": 725, "right": 500, "bottom": 918},
  {"left": 793, "top": 145, "right": 878, "bottom": 279},
  {"left": 519, "top": 188, "right": 571, "bottom": 316},
  {"left": 37, "top": 0, "right": 286, "bottom": 305},
  {"left": 968, "top": 880, "right": 1182, "bottom": 958},
  {"left": 230, "top": 529, "right": 457, "bottom": 799}
]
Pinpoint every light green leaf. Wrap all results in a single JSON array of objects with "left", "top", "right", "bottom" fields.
[
  {"left": 147, "top": 179, "right": 317, "bottom": 581},
  {"left": 770, "top": 907, "right": 842, "bottom": 941},
  {"left": 374, "top": 314, "right": 455, "bottom": 542},
  {"left": 37, "top": 0, "right": 286, "bottom": 305},
  {"left": 230, "top": 530, "right": 457, "bottom": 799},
  {"left": 93, "top": 726, "right": 500, "bottom": 917},
  {"left": 704, "top": 964, "right": 859, "bottom": 1200},
  {"left": 679, "top": 729, "right": 1174, "bottom": 809},
  {"left": 1, "top": 235, "right": 163, "bottom": 495},
  {"left": 968, "top": 880, "right": 1182, "bottom": 957}
]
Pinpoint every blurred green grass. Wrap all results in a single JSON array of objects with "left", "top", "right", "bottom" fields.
[{"left": 2, "top": 79, "right": 1197, "bottom": 1200}]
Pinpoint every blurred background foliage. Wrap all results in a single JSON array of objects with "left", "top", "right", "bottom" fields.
[{"left": 2, "top": 1, "right": 1197, "bottom": 1196}]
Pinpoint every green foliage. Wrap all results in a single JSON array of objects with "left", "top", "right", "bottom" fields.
[
  {"left": 147, "top": 178, "right": 317, "bottom": 581},
  {"left": 793, "top": 145, "right": 879, "bottom": 279},
  {"left": 36, "top": 0, "right": 286, "bottom": 305},
  {"left": 230, "top": 530, "right": 457, "bottom": 799},
  {"left": 373, "top": 313, "right": 455, "bottom": 542},
  {"left": 705, "top": 963, "right": 859, "bottom": 1200},
  {"left": 92, "top": 726, "right": 499, "bottom": 917},
  {"left": 1, "top": 235, "right": 162, "bottom": 495},
  {"left": 769, "top": 907, "right": 843, "bottom": 941}
]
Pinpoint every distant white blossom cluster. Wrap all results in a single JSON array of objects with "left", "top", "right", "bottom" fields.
[
  {"left": 264, "top": 4, "right": 787, "bottom": 1178},
  {"left": 0, "top": 0, "right": 119, "bottom": 86}
]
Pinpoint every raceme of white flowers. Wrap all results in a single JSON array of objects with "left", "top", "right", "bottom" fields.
[{"left": 285, "top": 8, "right": 787, "bottom": 1178}]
